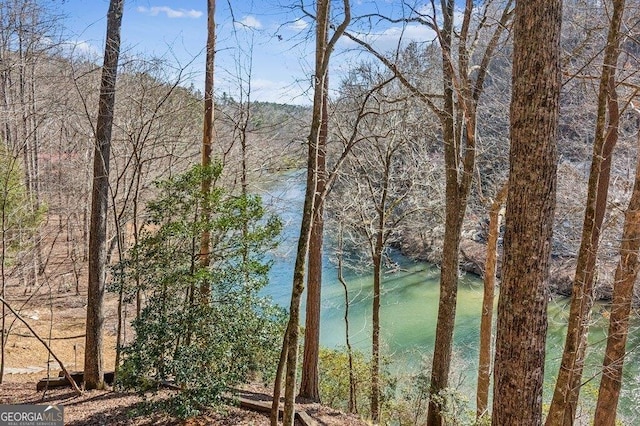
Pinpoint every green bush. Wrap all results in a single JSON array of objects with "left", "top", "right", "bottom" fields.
[
  {"left": 112, "top": 164, "right": 285, "bottom": 417},
  {"left": 318, "top": 348, "right": 485, "bottom": 425},
  {"left": 318, "top": 347, "right": 396, "bottom": 421},
  {"left": 391, "top": 356, "right": 485, "bottom": 426}
]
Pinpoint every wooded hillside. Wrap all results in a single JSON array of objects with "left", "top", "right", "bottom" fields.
[{"left": 1, "top": 1, "right": 640, "bottom": 425}]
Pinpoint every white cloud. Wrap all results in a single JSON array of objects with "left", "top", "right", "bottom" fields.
[
  {"left": 236, "top": 15, "right": 262, "bottom": 29},
  {"left": 74, "top": 40, "right": 101, "bottom": 56},
  {"left": 137, "top": 6, "right": 202, "bottom": 19},
  {"left": 59, "top": 40, "right": 102, "bottom": 59},
  {"left": 289, "top": 19, "right": 309, "bottom": 31},
  {"left": 343, "top": 23, "right": 437, "bottom": 53}
]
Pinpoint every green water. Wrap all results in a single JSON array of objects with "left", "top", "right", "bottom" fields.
[{"left": 260, "top": 172, "right": 640, "bottom": 421}]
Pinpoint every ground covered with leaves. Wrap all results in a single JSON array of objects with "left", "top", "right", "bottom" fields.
[{"left": 0, "top": 381, "right": 367, "bottom": 425}]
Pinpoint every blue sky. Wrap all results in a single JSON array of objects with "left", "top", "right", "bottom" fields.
[{"left": 57, "top": 1, "right": 438, "bottom": 105}]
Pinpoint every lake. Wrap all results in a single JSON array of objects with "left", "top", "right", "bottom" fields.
[{"left": 259, "top": 171, "right": 640, "bottom": 421}]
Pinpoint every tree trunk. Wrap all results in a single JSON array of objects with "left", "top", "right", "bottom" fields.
[
  {"left": 476, "top": 182, "right": 507, "bottom": 419},
  {"left": 275, "top": 1, "right": 350, "bottom": 422},
  {"left": 278, "top": 31, "right": 326, "bottom": 420},
  {"left": 426, "top": 0, "right": 457, "bottom": 421},
  {"left": 199, "top": 0, "right": 216, "bottom": 302},
  {"left": 428, "top": 204, "right": 463, "bottom": 426},
  {"left": 427, "top": 1, "right": 477, "bottom": 423},
  {"left": 0, "top": 175, "right": 7, "bottom": 384},
  {"left": 271, "top": 322, "right": 288, "bottom": 426},
  {"left": 299, "top": 70, "right": 328, "bottom": 404},
  {"left": 282, "top": 157, "right": 317, "bottom": 425},
  {"left": 84, "top": 0, "right": 124, "bottom": 391},
  {"left": 337, "top": 224, "right": 357, "bottom": 413},
  {"left": 370, "top": 249, "right": 382, "bottom": 423},
  {"left": 593, "top": 131, "right": 640, "bottom": 426},
  {"left": 546, "top": 1, "right": 624, "bottom": 423},
  {"left": 491, "top": 0, "right": 561, "bottom": 423}
]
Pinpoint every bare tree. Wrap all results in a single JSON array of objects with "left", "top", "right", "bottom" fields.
[
  {"left": 0, "top": 0, "right": 62, "bottom": 291},
  {"left": 199, "top": 0, "right": 216, "bottom": 302},
  {"left": 335, "top": 221, "right": 357, "bottom": 413},
  {"left": 84, "top": 0, "right": 124, "bottom": 390},
  {"left": 547, "top": 0, "right": 627, "bottom": 423},
  {"left": 476, "top": 181, "right": 507, "bottom": 419},
  {"left": 593, "top": 104, "right": 640, "bottom": 425},
  {"left": 336, "top": 99, "right": 423, "bottom": 422},
  {"left": 341, "top": 4, "right": 513, "bottom": 422},
  {"left": 272, "top": 2, "right": 350, "bottom": 423}
]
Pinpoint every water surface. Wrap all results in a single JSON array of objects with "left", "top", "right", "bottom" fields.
[{"left": 259, "top": 172, "right": 640, "bottom": 420}]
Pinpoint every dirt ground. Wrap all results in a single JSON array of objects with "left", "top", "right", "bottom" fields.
[{"left": 0, "top": 381, "right": 367, "bottom": 425}]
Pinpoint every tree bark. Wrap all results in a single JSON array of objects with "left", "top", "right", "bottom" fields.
[
  {"left": 278, "top": 1, "right": 328, "bottom": 418},
  {"left": 546, "top": 1, "right": 624, "bottom": 423},
  {"left": 427, "top": 2, "right": 469, "bottom": 424},
  {"left": 426, "top": 0, "right": 455, "bottom": 420},
  {"left": 299, "top": 68, "right": 328, "bottom": 404},
  {"left": 199, "top": 0, "right": 216, "bottom": 302},
  {"left": 370, "top": 249, "right": 382, "bottom": 423},
  {"left": 593, "top": 130, "right": 640, "bottom": 426},
  {"left": 476, "top": 182, "right": 507, "bottom": 419},
  {"left": 282, "top": 150, "right": 317, "bottom": 425},
  {"left": 84, "top": 0, "right": 124, "bottom": 390},
  {"left": 491, "top": 0, "right": 561, "bottom": 423},
  {"left": 271, "top": 322, "right": 288, "bottom": 426}
]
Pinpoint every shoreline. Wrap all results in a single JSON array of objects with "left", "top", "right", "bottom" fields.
[{"left": 397, "top": 236, "right": 625, "bottom": 304}]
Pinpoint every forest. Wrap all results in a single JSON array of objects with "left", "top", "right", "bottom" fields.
[{"left": 1, "top": 0, "right": 640, "bottom": 425}]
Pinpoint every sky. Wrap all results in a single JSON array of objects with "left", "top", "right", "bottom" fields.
[{"left": 56, "top": 1, "right": 439, "bottom": 105}]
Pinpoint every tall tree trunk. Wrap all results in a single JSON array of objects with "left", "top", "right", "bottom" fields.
[
  {"left": 428, "top": 200, "right": 464, "bottom": 426},
  {"left": 476, "top": 182, "right": 507, "bottom": 419},
  {"left": 84, "top": 0, "right": 124, "bottom": 390},
  {"left": 299, "top": 70, "right": 328, "bottom": 404},
  {"left": 271, "top": 330, "right": 287, "bottom": 425},
  {"left": 427, "top": 2, "right": 467, "bottom": 424},
  {"left": 546, "top": 1, "right": 624, "bottom": 423},
  {"left": 0, "top": 161, "right": 9, "bottom": 384},
  {"left": 275, "top": 2, "right": 350, "bottom": 423},
  {"left": 492, "top": 0, "right": 561, "bottom": 423},
  {"left": 593, "top": 130, "right": 640, "bottom": 426},
  {"left": 199, "top": 0, "right": 216, "bottom": 302},
  {"left": 370, "top": 247, "right": 382, "bottom": 423},
  {"left": 277, "top": 5, "right": 327, "bottom": 415},
  {"left": 281, "top": 150, "right": 317, "bottom": 425},
  {"left": 27, "top": 58, "right": 42, "bottom": 278}
]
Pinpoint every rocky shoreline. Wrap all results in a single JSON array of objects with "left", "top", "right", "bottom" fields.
[
  {"left": 398, "top": 236, "right": 625, "bottom": 303},
  {"left": 461, "top": 239, "right": 635, "bottom": 302}
]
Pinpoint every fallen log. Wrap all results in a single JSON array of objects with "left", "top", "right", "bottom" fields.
[
  {"left": 36, "top": 371, "right": 115, "bottom": 391},
  {"left": 36, "top": 377, "right": 70, "bottom": 391},
  {"left": 232, "top": 392, "right": 319, "bottom": 426}
]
